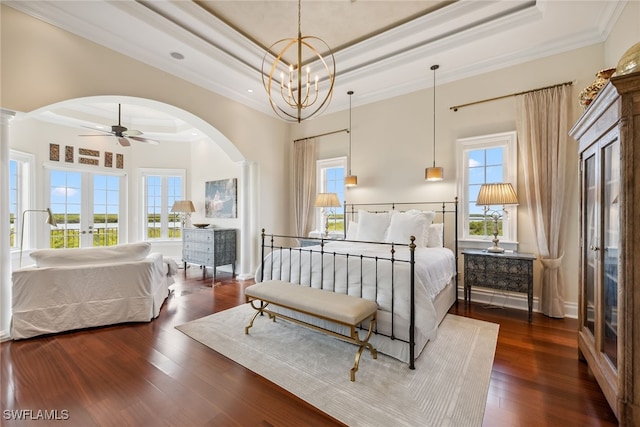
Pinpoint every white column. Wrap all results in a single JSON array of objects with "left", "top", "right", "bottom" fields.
[
  {"left": 1, "top": 109, "right": 16, "bottom": 340},
  {"left": 237, "top": 160, "right": 257, "bottom": 280}
]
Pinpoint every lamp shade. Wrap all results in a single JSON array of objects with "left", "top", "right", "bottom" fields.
[
  {"left": 345, "top": 175, "right": 358, "bottom": 187},
  {"left": 171, "top": 200, "right": 196, "bottom": 213},
  {"left": 314, "top": 193, "right": 341, "bottom": 208},
  {"left": 45, "top": 208, "right": 58, "bottom": 227},
  {"left": 476, "top": 183, "right": 518, "bottom": 206},
  {"left": 425, "top": 166, "right": 444, "bottom": 181}
]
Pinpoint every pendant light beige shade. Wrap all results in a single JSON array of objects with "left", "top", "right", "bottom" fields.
[{"left": 425, "top": 166, "right": 444, "bottom": 181}]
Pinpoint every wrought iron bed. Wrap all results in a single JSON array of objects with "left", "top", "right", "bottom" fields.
[{"left": 257, "top": 200, "right": 459, "bottom": 369}]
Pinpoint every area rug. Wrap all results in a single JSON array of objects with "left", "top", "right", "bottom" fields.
[{"left": 176, "top": 304, "right": 499, "bottom": 427}]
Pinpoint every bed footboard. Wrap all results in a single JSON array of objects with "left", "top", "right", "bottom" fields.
[{"left": 259, "top": 230, "right": 419, "bottom": 369}]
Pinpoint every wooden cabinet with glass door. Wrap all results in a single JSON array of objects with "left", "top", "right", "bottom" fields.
[{"left": 570, "top": 71, "right": 640, "bottom": 426}]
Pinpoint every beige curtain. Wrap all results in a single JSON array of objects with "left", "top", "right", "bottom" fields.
[
  {"left": 515, "top": 84, "right": 573, "bottom": 318},
  {"left": 293, "top": 138, "right": 316, "bottom": 237}
]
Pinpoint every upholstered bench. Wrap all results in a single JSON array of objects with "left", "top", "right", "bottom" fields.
[{"left": 244, "top": 280, "right": 378, "bottom": 381}]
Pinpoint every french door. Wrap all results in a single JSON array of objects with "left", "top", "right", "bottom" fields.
[{"left": 48, "top": 168, "right": 125, "bottom": 248}]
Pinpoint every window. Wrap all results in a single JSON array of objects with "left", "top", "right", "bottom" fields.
[
  {"left": 457, "top": 131, "right": 518, "bottom": 246},
  {"left": 316, "top": 157, "right": 346, "bottom": 234},
  {"left": 140, "top": 169, "right": 185, "bottom": 240},
  {"left": 9, "top": 151, "right": 35, "bottom": 249},
  {"left": 48, "top": 168, "right": 125, "bottom": 248}
]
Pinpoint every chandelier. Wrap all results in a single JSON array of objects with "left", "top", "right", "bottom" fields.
[{"left": 261, "top": 0, "right": 335, "bottom": 123}]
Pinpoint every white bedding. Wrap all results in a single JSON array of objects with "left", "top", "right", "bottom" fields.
[{"left": 255, "top": 241, "right": 456, "bottom": 362}]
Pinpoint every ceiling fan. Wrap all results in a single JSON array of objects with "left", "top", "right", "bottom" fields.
[{"left": 79, "top": 104, "right": 159, "bottom": 147}]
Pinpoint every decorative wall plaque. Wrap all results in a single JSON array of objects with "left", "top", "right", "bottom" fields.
[
  {"left": 49, "top": 144, "right": 60, "bottom": 161},
  {"left": 65, "top": 146, "right": 74, "bottom": 163},
  {"left": 79, "top": 148, "right": 100, "bottom": 157},
  {"left": 79, "top": 157, "right": 99, "bottom": 165},
  {"left": 116, "top": 153, "right": 124, "bottom": 169},
  {"left": 105, "top": 152, "right": 113, "bottom": 168}
]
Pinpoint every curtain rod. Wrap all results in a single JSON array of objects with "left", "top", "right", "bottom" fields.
[
  {"left": 450, "top": 81, "right": 574, "bottom": 112},
  {"left": 293, "top": 128, "right": 348, "bottom": 143}
]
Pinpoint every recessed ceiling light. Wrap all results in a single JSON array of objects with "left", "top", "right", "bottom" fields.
[
  {"left": 170, "top": 52, "right": 184, "bottom": 60},
  {"left": 247, "top": 89, "right": 253, "bottom": 93}
]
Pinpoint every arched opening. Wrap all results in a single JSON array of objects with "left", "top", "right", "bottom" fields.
[{"left": 7, "top": 95, "right": 256, "bottom": 280}]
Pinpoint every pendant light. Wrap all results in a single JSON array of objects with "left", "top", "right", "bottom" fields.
[
  {"left": 425, "top": 64, "right": 444, "bottom": 181},
  {"left": 345, "top": 90, "right": 358, "bottom": 187}
]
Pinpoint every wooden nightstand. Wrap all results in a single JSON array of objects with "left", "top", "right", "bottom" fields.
[{"left": 462, "top": 249, "right": 536, "bottom": 322}]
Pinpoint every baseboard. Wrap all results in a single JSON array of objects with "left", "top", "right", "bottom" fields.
[
  {"left": 457, "top": 286, "right": 578, "bottom": 319},
  {"left": 0, "top": 330, "right": 11, "bottom": 342}
]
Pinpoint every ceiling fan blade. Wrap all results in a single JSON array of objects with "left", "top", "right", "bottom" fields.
[
  {"left": 129, "top": 136, "right": 159, "bottom": 145},
  {"left": 118, "top": 137, "right": 131, "bottom": 147},
  {"left": 123, "top": 129, "right": 142, "bottom": 136}
]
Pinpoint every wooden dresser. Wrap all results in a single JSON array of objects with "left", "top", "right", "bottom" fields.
[
  {"left": 569, "top": 71, "right": 639, "bottom": 425},
  {"left": 182, "top": 228, "right": 236, "bottom": 279}
]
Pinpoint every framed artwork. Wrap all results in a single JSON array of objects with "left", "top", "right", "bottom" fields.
[{"left": 205, "top": 178, "right": 237, "bottom": 218}]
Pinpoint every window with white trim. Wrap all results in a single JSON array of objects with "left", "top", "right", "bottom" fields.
[
  {"left": 140, "top": 169, "right": 185, "bottom": 240},
  {"left": 457, "top": 131, "right": 518, "bottom": 246},
  {"left": 316, "top": 157, "right": 346, "bottom": 234},
  {"left": 9, "top": 151, "right": 35, "bottom": 250}
]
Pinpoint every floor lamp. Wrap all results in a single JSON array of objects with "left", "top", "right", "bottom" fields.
[{"left": 20, "top": 208, "right": 57, "bottom": 268}]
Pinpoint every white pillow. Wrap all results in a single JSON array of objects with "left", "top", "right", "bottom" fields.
[
  {"left": 355, "top": 210, "right": 391, "bottom": 242},
  {"left": 427, "top": 223, "right": 444, "bottom": 247},
  {"left": 30, "top": 242, "right": 152, "bottom": 267},
  {"left": 346, "top": 221, "right": 358, "bottom": 240},
  {"left": 385, "top": 210, "right": 433, "bottom": 246}
]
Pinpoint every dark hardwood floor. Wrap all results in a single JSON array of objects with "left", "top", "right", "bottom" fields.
[{"left": 1, "top": 267, "right": 617, "bottom": 426}]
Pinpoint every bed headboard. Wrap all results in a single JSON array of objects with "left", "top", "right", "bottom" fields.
[{"left": 343, "top": 198, "right": 459, "bottom": 247}]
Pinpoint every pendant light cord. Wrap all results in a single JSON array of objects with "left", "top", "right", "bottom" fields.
[
  {"left": 348, "top": 90, "right": 353, "bottom": 175},
  {"left": 431, "top": 64, "right": 438, "bottom": 168}
]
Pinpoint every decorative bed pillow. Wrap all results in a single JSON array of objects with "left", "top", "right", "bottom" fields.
[
  {"left": 355, "top": 210, "right": 391, "bottom": 242},
  {"left": 385, "top": 210, "right": 434, "bottom": 246},
  {"left": 426, "top": 223, "right": 444, "bottom": 247},
  {"left": 30, "top": 242, "right": 152, "bottom": 267},
  {"left": 346, "top": 221, "right": 358, "bottom": 240}
]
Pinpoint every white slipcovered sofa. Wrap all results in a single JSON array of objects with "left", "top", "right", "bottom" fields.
[{"left": 11, "top": 242, "right": 176, "bottom": 339}]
